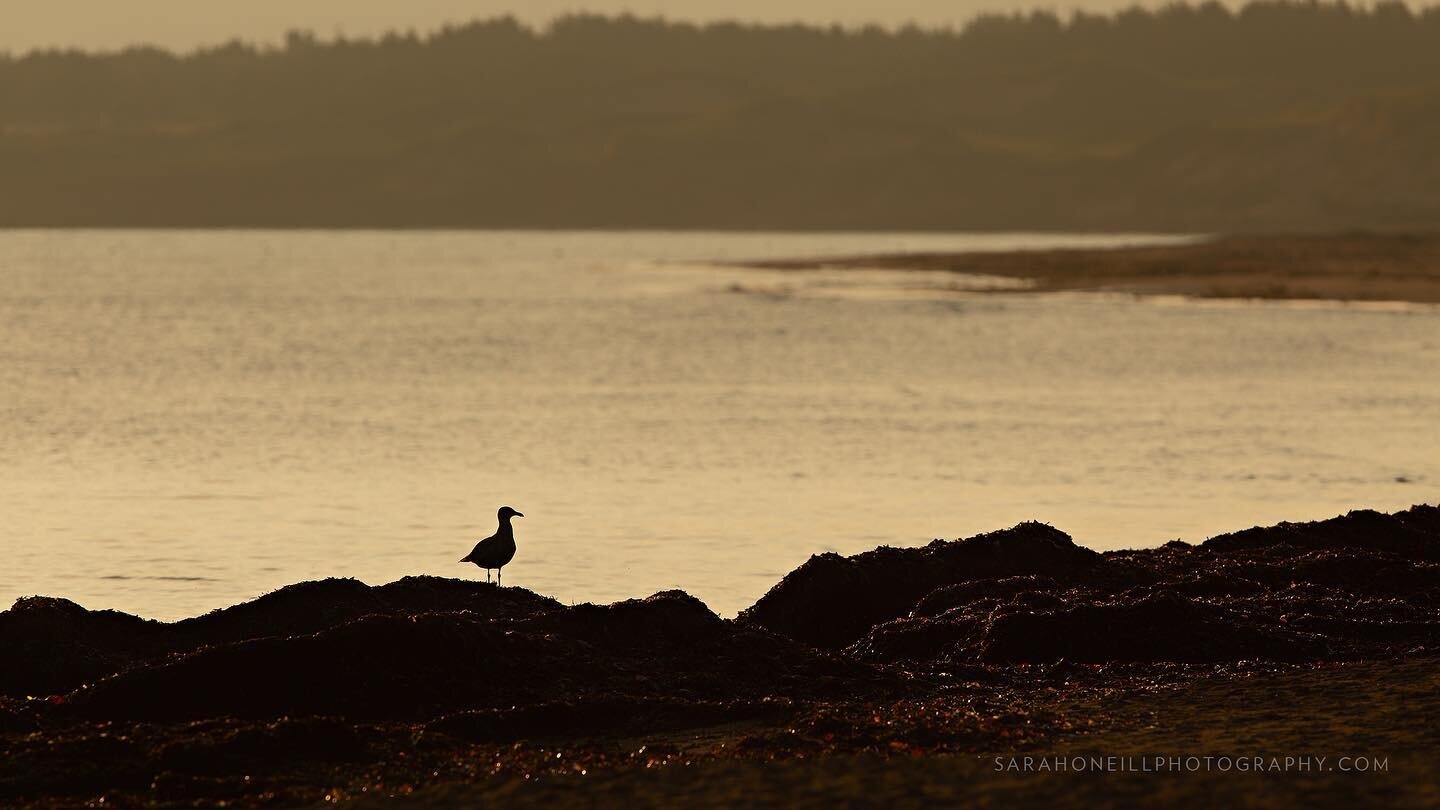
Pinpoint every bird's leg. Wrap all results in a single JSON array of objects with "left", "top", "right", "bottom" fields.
[
  {"left": 485, "top": 569, "right": 491, "bottom": 584},
  {"left": 498, "top": 568, "right": 502, "bottom": 587}
]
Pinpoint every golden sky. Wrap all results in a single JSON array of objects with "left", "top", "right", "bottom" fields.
[{"left": 5, "top": 0, "right": 1249, "bottom": 53}]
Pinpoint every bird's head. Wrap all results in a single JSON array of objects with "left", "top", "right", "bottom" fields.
[{"left": 498, "top": 505, "right": 524, "bottom": 520}]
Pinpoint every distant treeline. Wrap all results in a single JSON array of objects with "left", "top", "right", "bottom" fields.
[{"left": 4, "top": 3, "right": 1440, "bottom": 231}]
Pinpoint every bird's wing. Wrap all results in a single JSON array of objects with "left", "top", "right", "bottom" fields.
[{"left": 464, "top": 532, "right": 498, "bottom": 560}]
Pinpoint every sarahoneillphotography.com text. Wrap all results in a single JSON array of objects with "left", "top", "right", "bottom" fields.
[{"left": 995, "top": 755, "right": 1390, "bottom": 774}]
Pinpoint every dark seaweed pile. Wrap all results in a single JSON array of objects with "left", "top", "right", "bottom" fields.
[
  {"left": 1, "top": 583, "right": 888, "bottom": 723},
  {"left": 744, "top": 507, "right": 1440, "bottom": 665},
  {"left": 2, "top": 505, "right": 1436, "bottom": 805}
]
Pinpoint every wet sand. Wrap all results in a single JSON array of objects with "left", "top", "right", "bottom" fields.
[
  {"left": 742, "top": 233, "right": 1440, "bottom": 304},
  {"left": 2, "top": 505, "right": 1437, "bottom": 807}
]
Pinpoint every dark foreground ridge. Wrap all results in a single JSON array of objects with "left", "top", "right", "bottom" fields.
[{"left": 2, "top": 505, "right": 1438, "bottom": 806}]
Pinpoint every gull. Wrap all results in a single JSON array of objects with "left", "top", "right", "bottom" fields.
[{"left": 460, "top": 506, "right": 523, "bottom": 585}]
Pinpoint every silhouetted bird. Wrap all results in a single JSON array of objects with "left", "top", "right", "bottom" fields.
[{"left": 460, "top": 506, "right": 523, "bottom": 585}]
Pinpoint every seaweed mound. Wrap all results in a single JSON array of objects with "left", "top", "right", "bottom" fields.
[
  {"left": 0, "top": 597, "right": 172, "bottom": 698},
  {"left": 823, "top": 506, "right": 1440, "bottom": 666},
  {"left": 976, "top": 592, "right": 1328, "bottom": 663},
  {"left": 739, "top": 522, "right": 1103, "bottom": 649},
  {"left": 49, "top": 589, "right": 881, "bottom": 723},
  {"left": 0, "top": 577, "right": 563, "bottom": 698},
  {"left": 1202, "top": 506, "right": 1440, "bottom": 560}
]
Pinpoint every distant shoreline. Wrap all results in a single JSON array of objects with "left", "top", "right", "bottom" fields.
[{"left": 741, "top": 232, "right": 1440, "bottom": 305}]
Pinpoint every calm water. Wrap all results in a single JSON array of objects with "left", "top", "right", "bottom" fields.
[{"left": 3, "top": 230, "right": 1438, "bottom": 620}]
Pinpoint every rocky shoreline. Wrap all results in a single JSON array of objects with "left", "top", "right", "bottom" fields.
[{"left": 3, "top": 505, "right": 1438, "bottom": 806}]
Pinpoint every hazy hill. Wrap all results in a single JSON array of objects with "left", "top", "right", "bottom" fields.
[{"left": 3, "top": 3, "right": 1440, "bottom": 230}]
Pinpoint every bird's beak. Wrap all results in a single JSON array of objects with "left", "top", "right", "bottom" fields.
[{"left": 514, "top": 512, "right": 525, "bottom": 518}]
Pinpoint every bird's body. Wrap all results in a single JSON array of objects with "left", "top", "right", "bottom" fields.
[{"left": 461, "top": 506, "right": 523, "bottom": 585}]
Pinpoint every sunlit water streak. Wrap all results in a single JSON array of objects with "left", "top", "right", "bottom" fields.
[{"left": 2, "top": 230, "right": 1436, "bottom": 619}]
